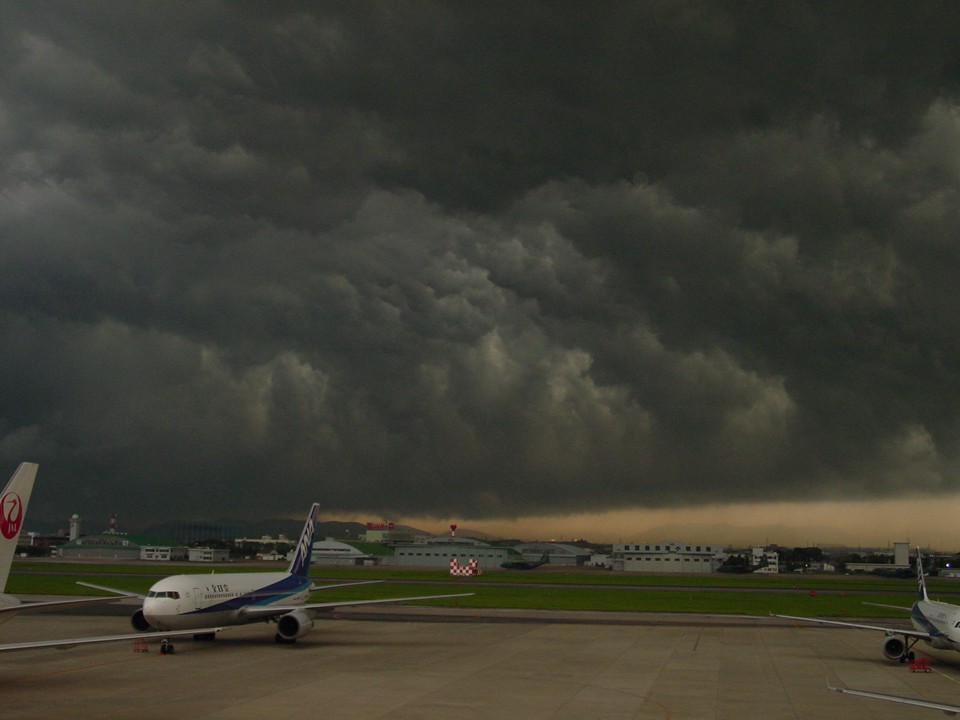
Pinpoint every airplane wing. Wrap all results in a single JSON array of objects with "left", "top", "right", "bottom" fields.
[
  {"left": 309, "top": 580, "right": 383, "bottom": 592},
  {"left": 862, "top": 601, "right": 913, "bottom": 611},
  {"left": 0, "top": 627, "right": 223, "bottom": 653},
  {"left": 772, "top": 613, "right": 934, "bottom": 640},
  {"left": 829, "top": 684, "right": 960, "bottom": 715},
  {"left": 238, "top": 592, "right": 474, "bottom": 621},
  {"left": 76, "top": 581, "right": 146, "bottom": 598},
  {"left": 0, "top": 595, "right": 125, "bottom": 618}
]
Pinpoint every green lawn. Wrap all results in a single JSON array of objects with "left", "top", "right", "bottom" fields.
[{"left": 8, "top": 559, "right": 936, "bottom": 618}]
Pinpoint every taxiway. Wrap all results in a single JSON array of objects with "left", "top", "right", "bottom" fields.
[{"left": 2, "top": 608, "right": 958, "bottom": 719}]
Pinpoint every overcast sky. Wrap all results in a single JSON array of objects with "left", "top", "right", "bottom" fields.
[{"left": 3, "top": 3, "right": 960, "bottom": 543}]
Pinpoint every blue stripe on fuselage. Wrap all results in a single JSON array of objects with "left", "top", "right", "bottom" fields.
[
  {"left": 185, "top": 574, "right": 309, "bottom": 616},
  {"left": 912, "top": 602, "right": 943, "bottom": 639}
]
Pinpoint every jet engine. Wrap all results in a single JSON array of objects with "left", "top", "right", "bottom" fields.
[
  {"left": 882, "top": 635, "right": 906, "bottom": 661},
  {"left": 131, "top": 609, "right": 152, "bottom": 632},
  {"left": 276, "top": 610, "right": 314, "bottom": 642}
]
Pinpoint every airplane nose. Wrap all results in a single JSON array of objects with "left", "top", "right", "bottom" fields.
[{"left": 142, "top": 598, "right": 163, "bottom": 625}]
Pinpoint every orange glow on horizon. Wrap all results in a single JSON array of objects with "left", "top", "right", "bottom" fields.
[{"left": 376, "top": 494, "right": 960, "bottom": 549}]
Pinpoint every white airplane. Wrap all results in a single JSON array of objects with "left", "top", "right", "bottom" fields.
[
  {"left": 0, "top": 461, "right": 221, "bottom": 652},
  {"left": 83, "top": 502, "right": 473, "bottom": 644},
  {"left": 829, "top": 684, "right": 960, "bottom": 716},
  {"left": 776, "top": 548, "right": 960, "bottom": 662}
]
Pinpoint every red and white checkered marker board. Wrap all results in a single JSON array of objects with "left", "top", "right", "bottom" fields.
[{"left": 449, "top": 557, "right": 482, "bottom": 576}]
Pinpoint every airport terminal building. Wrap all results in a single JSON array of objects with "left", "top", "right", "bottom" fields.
[{"left": 613, "top": 541, "right": 723, "bottom": 573}]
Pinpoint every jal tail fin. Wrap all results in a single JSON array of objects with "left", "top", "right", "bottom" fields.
[
  {"left": 0, "top": 463, "right": 38, "bottom": 591},
  {"left": 286, "top": 503, "right": 319, "bottom": 578},
  {"left": 916, "top": 547, "right": 930, "bottom": 601}
]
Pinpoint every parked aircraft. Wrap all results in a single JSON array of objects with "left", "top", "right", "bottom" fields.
[
  {"left": 0, "top": 462, "right": 220, "bottom": 652},
  {"left": 716, "top": 556, "right": 769, "bottom": 574},
  {"left": 84, "top": 503, "right": 472, "bottom": 643},
  {"left": 501, "top": 552, "right": 549, "bottom": 570},
  {"left": 829, "top": 684, "right": 960, "bottom": 715},
  {"left": 776, "top": 548, "right": 959, "bottom": 662}
]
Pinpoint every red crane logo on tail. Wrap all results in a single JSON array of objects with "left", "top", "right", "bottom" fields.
[{"left": 0, "top": 492, "right": 24, "bottom": 539}]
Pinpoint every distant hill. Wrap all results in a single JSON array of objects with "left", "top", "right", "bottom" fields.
[
  {"left": 636, "top": 522, "right": 878, "bottom": 549},
  {"left": 130, "top": 519, "right": 441, "bottom": 545},
  {"left": 127, "top": 519, "right": 371, "bottom": 545}
]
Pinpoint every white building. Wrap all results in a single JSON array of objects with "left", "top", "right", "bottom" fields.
[
  {"left": 140, "top": 545, "right": 188, "bottom": 561},
  {"left": 751, "top": 547, "right": 780, "bottom": 574},
  {"left": 589, "top": 553, "right": 611, "bottom": 568},
  {"left": 188, "top": 547, "right": 230, "bottom": 562},
  {"left": 845, "top": 542, "right": 912, "bottom": 574},
  {"left": 613, "top": 541, "right": 723, "bottom": 573}
]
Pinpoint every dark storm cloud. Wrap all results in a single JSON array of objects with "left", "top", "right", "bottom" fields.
[{"left": 2, "top": 2, "right": 960, "bottom": 525}]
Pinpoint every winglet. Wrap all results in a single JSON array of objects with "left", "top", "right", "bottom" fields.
[
  {"left": 917, "top": 546, "right": 929, "bottom": 602},
  {"left": 286, "top": 503, "right": 319, "bottom": 577},
  {"left": 0, "top": 463, "right": 38, "bottom": 591}
]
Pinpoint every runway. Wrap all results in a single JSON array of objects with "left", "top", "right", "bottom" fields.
[{"left": 2, "top": 609, "right": 960, "bottom": 719}]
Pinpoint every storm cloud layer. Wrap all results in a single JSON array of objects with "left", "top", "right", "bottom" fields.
[{"left": 3, "top": 2, "right": 960, "bottom": 525}]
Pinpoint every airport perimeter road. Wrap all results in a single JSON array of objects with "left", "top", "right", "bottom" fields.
[{"left": 2, "top": 612, "right": 958, "bottom": 720}]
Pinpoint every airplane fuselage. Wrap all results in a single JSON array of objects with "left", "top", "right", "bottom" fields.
[
  {"left": 912, "top": 598, "right": 960, "bottom": 652},
  {"left": 142, "top": 572, "right": 311, "bottom": 631}
]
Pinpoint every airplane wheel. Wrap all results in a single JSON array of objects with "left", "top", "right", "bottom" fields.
[{"left": 908, "top": 651, "right": 916, "bottom": 661}]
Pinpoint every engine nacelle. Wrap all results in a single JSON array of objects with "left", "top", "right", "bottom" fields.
[
  {"left": 882, "top": 634, "right": 906, "bottom": 661},
  {"left": 131, "top": 609, "right": 152, "bottom": 632},
  {"left": 130, "top": 610, "right": 153, "bottom": 632},
  {"left": 276, "top": 610, "right": 314, "bottom": 642}
]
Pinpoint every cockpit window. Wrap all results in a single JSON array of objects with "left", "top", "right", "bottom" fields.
[{"left": 147, "top": 590, "right": 180, "bottom": 599}]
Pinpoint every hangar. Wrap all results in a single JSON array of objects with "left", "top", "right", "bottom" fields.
[
  {"left": 391, "top": 536, "right": 510, "bottom": 569},
  {"left": 510, "top": 542, "right": 590, "bottom": 566}
]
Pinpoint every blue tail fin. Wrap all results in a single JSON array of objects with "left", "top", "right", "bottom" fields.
[
  {"left": 287, "top": 503, "right": 319, "bottom": 577},
  {"left": 916, "top": 547, "right": 929, "bottom": 601}
]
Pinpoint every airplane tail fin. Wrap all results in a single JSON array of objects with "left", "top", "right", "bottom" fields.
[
  {"left": 916, "top": 547, "right": 930, "bottom": 601},
  {"left": 286, "top": 503, "right": 319, "bottom": 578},
  {"left": 0, "top": 463, "right": 38, "bottom": 591}
]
